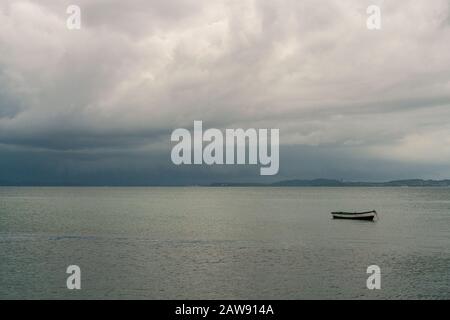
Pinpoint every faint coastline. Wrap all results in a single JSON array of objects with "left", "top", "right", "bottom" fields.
[
  {"left": 2, "top": 178, "right": 450, "bottom": 187},
  {"left": 209, "top": 179, "right": 450, "bottom": 187}
]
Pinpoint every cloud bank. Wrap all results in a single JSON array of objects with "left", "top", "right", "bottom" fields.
[{"left": 1, "top": 0, "right": 450, "bottom": 184}]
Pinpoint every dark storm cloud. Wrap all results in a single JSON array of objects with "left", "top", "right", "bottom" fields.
[{"left": 1, "top": 0, "right": 450, "bottom": 184}]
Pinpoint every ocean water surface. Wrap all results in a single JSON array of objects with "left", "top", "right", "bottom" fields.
[{"left": 0, "top": 187, "right": 449, "bottom": 299}]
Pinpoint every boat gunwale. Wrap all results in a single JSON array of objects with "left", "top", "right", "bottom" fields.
[{"left": 331, "top": 210, "right": 376, "bottom": 215}]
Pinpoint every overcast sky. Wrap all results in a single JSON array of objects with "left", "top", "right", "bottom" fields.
[{"left": 1, "top": 0, "right": 450, "bottom": 185}]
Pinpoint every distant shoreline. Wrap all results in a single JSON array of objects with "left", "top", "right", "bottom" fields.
[
  {"left": 210, "top": 179, "right": 450, "bottom": 187},
  {"left": 1, "top": 179, "right": 450, "bottom": 187}
]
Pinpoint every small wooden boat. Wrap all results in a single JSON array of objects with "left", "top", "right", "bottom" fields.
[{"left": 331, "top": 210, "right": 377, "bottom": 221}]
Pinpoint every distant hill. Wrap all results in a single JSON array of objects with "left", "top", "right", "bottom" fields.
[{"left": 210, "top": 179, "right": 450, "bottom": 187}]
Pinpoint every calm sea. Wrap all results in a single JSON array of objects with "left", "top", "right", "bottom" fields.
[{"left": 0, "top": 187, "right": 449, "bottom": 299}]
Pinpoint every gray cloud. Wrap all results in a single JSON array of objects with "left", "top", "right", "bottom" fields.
[{"left": 1, "top": 0, "right": 450, "bottom": 184}]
